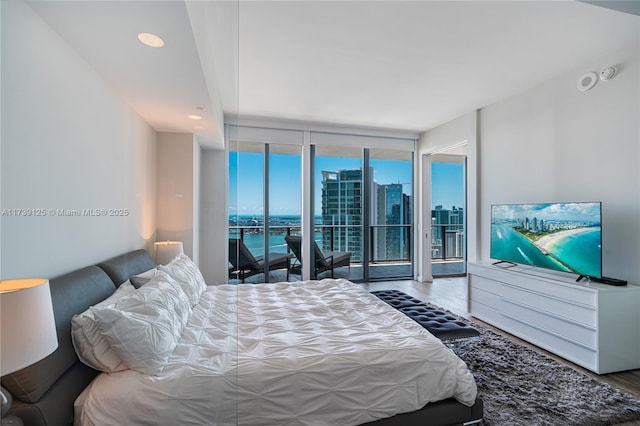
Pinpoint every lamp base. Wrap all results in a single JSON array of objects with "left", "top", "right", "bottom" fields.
[
  {"left": 1, "top": 387, "right": 22, "bottom": 426},
  {"left": 1, "top": 415, "right": 23, "bottom": 426}
]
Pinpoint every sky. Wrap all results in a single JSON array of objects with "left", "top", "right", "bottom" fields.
[
  {"left": 492, "top": 202, "right": 601, "bottom": 222},
  {"left": 229, "top": 152, "right": 464, "bottom": 216},
  {"left": 431, "top": 162, "right": 465, "bottom": 211}
]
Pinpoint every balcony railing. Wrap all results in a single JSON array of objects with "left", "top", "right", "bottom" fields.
[
  {"left": 230, "top": 224, "right": 459, "bottom": 263},
  {"left": 431, "top": 224, "right": 464, "bottom": 262},
  {"left": 229, "top": 224, "right": 413, "bottom": 265},
  {"left": 369, "top": 224, "right": 412, "bottom": 263}
]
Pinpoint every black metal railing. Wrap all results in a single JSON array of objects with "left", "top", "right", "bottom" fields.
[
  {"left": 229, "top": 224, "right": 413, "bottom": 264},
  {"left": 430, "top": 224, "right": 464, "bottom": 262}
]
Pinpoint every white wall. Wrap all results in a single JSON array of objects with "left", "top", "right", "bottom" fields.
[
  {"left": 193, "top": 138, "right": 202, "bottom": 264},
  {"left": 200, "top": 148, "right": 229, "bottom": 284},
  {"left": 0, "top": 0, "right": 157, "bottom": 279},
  {"left": 156, "top": 133, "right": 198, "bottom": 260},
  {"left": 479, "top": 45, "right": 640, "bottom": 283},
  {"left": 417, "top": 111, "right": 478, "bottom": 281}
]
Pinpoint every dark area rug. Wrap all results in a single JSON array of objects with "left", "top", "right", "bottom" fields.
[{"left": 446, "top": 317, "right": 640, "bottom": 425}]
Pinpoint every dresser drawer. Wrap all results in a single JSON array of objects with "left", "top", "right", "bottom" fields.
[
  {"left": 469, "top": 264, "right": 597, "bottom": 306},
  {"left": 500, "top": 298, "right": 597, "bottom": 349},
  {"left": 470, "top": 274, "right": 597, "bottom": 327},
  {"left": 496, "top": 311, "right": 598, "bottom": 372}
]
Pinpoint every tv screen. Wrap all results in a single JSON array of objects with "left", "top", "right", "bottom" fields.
[{"left": 491, "top": 202, "right": 602, "bottom": 278}]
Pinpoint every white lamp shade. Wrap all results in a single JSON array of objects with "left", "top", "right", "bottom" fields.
[
  {"left": 154, "top": 241, "right": 184, "bottom": 265},
  {"left": 1, "top": 279, "right": 58, "bottom": 375}
]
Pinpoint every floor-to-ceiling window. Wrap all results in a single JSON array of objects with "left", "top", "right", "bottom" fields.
[
  {"left": 228, "top": 140, "right": 301, "bottom": 283},
  {"left": 229, "top": 141, "right": 265, "bottom": 256},
  {"left": 313, "top": 146, "right": 414, "bottom": 281},
  {"left": 314, "top": 145, "right": 364, "bottom": 280},
  {"left": 369, "top": 149, "right": 413, "bottom": 280},
  {"left": 228, "top": 125, "right": 417, "bottom": 283},
  {"left": 267, "top": 144, "right": 302, "bottom": 278}
]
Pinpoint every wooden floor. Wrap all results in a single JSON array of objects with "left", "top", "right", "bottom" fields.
[{"left": 362, "top": 276, "right": 640, "bottom": 425}]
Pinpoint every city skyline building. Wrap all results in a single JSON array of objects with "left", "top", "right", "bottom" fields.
[
  {"left": 320, "top": 168, "right": 370, "bottom": 261},
  {"left": 321, "top": 168, "right": 412, "bottom": 262},
  {"left": 431, "top": 205, "right": 465, "bottom": 260}
]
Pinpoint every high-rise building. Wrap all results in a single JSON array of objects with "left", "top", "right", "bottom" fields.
[
  {"left": 321, "top": 169, "right": 369, "bottom": 261},
  {"left": 431, "top": 206, "right": 464, "bottom": 259},
  {"left": 321, "top": 169, "right": 411, "bottom": 263},
  {"left": 375, "top": 183, "right": 411, "bottom": 261}
]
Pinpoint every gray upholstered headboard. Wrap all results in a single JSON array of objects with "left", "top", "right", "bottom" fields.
[
  {"left": 1, "top": 249, "right": 155, "bottom": 426},
  {"left": 97, "top": 250, "right": 157, "bottom": 288}
]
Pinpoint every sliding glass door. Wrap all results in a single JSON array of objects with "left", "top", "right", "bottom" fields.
[
  {"left": 369, "top": 149, "right": 413, "bottom": 280},
  {"left": 267, "top": 144, "right": 301, "bottom": 280},
  {"left": 229, "top": 141, "right": 265, "bottom": 258},
  {"left": 312, "top": 146, "right": 413, "bottom": 281},
  {"left": 228, "top": 141, "right": 301, "bottom": 283},
  {"left": 229, "top": 129, "right": 415, "bottom": 283},
  {"left": 314, "top": 146, "right": 364, "bottom": 281}
]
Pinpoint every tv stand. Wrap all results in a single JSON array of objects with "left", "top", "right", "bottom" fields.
[{"left": 468, "top": 262, "right": 640, "bottom": 374}]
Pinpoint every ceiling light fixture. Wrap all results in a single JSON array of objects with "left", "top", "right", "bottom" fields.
[
  {"left": 188, "top": 114, "right": 202, "bottom": 120},
  {"left": 577, "top": 72, "right": 597, "bottom": 92},
  {"left": 137, "top": 32, "right": 164, "bottom": 48}
]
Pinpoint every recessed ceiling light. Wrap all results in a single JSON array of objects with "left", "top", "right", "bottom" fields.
[
  {"left": 138, "top": 32, "right": 164, "bottom": 48},
  {"left": 188, "top": 114, "right": 203, "bottom": 120}
]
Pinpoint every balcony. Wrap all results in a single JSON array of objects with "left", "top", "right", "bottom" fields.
[
  {"left": 431, "top": 224, "right": 465, "bottom": 276},
  {"left": 228, "top": 224, "right": 413, "bottom": 283},
  {"left": 228, "top": 223, "right": 464, "bottom": 282}
]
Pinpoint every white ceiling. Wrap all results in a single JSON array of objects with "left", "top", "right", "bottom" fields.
[{"left": 27, "top": 1, "right": 639, "bottom": 150}]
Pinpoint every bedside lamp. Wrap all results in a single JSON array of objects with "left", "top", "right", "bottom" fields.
[
  {"left": 153, "top": 241, "right": 184, "bottom": 265},
  {"left": 1, "top": 279, "right": 58, "bottom": 426}
]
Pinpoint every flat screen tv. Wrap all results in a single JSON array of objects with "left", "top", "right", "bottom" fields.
[{"left": 491, "top": 202, "right": 602, "bottom": 279}]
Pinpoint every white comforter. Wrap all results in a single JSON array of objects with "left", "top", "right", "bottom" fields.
[{"left": 75, "top": 279, "right": 477, "bottom": 425}]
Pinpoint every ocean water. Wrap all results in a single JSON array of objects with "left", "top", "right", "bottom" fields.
[
  {"left": 547, "top": 228, "right": 601, "bottom": 277},
  {"left": 230, "top": 215, "right": 323, "bottom": 257},
  {"left": 235, "top": 232, "right": 323, "bottom": 257},
  {"left": 491, "top": 224, "right": 601, "bottom": 277}
]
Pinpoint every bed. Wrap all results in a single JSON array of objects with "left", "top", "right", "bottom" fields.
[{"left": 1, "top": 249, "right": 483, "bottom": 426}]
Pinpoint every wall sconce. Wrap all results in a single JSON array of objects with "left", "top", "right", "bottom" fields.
[{"left": 153, "top": 241, "right": 184, "bottom": 265}]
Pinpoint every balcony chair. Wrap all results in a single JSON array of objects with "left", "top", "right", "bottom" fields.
[
  {"left": 228, "top": 238, "right": 293, "bottom": 283},
  {"left": 284, "top": 235, "right": 351, "bottom": 279}
]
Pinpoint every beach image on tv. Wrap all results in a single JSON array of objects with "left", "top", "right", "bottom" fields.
[{"left": 491, "top": 202, "right": 602, "bottom": 278}]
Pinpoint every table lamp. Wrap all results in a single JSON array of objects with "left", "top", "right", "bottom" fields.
[
  {"left": 153, "top": 241, "right": 184, "bottom": 265},
  {"left": 1, "top": 279, "right": 58, "bottom": 426}
]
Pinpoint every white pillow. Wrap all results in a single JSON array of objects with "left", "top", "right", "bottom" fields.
[
  {"left": 158, "top": 253, "right": 206, "bottom": 306},
  {"left": 71, "top": 281, "right": 135, "bottom": 372},
  {"left": 91, "top": 271, "right": 192, "bottom": 375},
  {"left": 130, "top": 267, "right": 159, "bottom": 289}
]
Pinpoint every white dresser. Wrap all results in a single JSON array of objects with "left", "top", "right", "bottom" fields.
[{"left": 468, "top": 262, "right": 640, "bottom": 374}]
